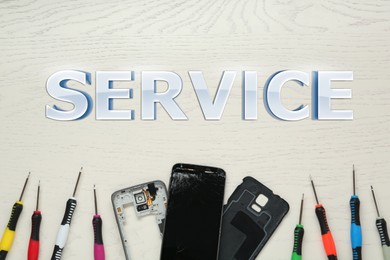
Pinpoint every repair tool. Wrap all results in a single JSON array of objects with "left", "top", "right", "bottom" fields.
[
  {"left": 350, "top": 165, "right": 362, "bottom": 260},
  {"left": 371, "top": 186, "right": 390, "bottom": 260},
  {"left": 291, "top": 194, "right": 304, "bottom": 260},
  {"left": 51, "top": 167, "right": 82, "bottom": 260},
  {"left": 0, "top": 172, "right": 30, "bottom": 260},
  {"left": 310, "top": 176, "right": 338, "bottom": 260},
  {"left": 93, "top": 185, "right": 105, "bottom": 260},
  {"left": 28, "top": 181, "right": 42, "bottom": 260}
]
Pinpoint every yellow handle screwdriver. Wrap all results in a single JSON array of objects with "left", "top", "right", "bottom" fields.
[{"left": 0, "top": 172, "right": 31, "bottom": 260}]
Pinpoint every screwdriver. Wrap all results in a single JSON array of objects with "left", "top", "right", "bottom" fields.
[
  {"left": 51, "top": 167, "right": 83, "bottom": 260},
  {"left": 350, "top": 165, "right": 362, "bottom": 260},
  {"left": 28, "top": 181, "right": 42, "bottom": 260},
  {"left": 291, "top": 194, "right": 304, "bottom": 260},
  {"left": 0, "top": 172, "right": 30, "bottom": 260},
  {"left": 93, "top": 185, "right": 105, "bottom": 260},
  {"left": 310, "top": 176, "right": 338, "bottom": 260},
  {"left": 371, "top": 186, "right": 390, "bottom": 260}
]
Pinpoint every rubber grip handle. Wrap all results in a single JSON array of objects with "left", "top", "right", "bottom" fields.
[
  {"left": 93, "top": 216, "right": 104, "bottom": 245},
  {"left": 377, "top": 218, "right": 390, "bottom": 246},
  {"left": 30, "top": 211, "right": 42, "bottom": 241},
  {"left": 0, "top": 251, "right": 7, "bottom": 260},
  {"left": 93, "top": 215, "right": 105, "bottom": 260},
  {"left": 376, "top": 218, "right": 390, "bottom": 260},
  {"left": 291, "top": 224, "right": 304, "bottom": 260},
  {"left": 51, "top": 198, "right": 77, "bottom": 260},
  {"left": 315, "top": 205, "right": 338, "bottom": 260},
  {"left": 28, "top": 240, "right": 39, "bottom": 260},
  {"left": 60, "top": 198, "right": 77, "bottom": 226},
  {"left": 350, "top": 196, "right": 362, "bottom": 260},
  {"left": 0, "top": 201, "right": 23, "bottom": 260},
  {"left": 28, "top": 211, "right": 42, "bottom": 260},
  {"left": 94, "top": 244, "right": 105, "bottom": 260}
]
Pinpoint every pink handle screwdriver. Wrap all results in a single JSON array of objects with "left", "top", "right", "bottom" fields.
[{"left": 93, "top": 186, "right": 105, "bottom": 260}]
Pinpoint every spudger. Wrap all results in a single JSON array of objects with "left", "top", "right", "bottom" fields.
[
  {"left": 371, "top": 186, "right": 390, "bottom": 260},
  {"left": 93, "top": 185, "right": 105, "bottom": 260},
  {"left": 0, "top": 172, "right": 30, "bottom": 260},
  {"left": 350, "top": 165, "right": 362, "bottom": 260},
  {"left": 28, "top": 181, "right": 42, "bottom": 260},
  {"left": 291, "top": 194, "right": 304, "bottom": 260},
  {"left": 51, "top": 168, "right": 82, "bottom": 260},
  {"left": 310, "top": 176, "right": 338, "bottom": 260}
]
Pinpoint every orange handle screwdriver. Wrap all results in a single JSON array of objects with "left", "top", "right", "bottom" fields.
[{"left": 310, "top": 176, "right": 338, "bottom": 260}]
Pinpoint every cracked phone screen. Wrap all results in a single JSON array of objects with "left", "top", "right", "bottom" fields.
[{"left": 160, "top": 164, "right": 226, "bottom": 260}]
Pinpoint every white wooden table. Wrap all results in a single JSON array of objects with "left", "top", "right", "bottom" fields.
[{"left": 0, "top": 0, "right": 389, "bottom": 259}]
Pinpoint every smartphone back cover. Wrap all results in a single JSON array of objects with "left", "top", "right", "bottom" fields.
[{"left": 219, "top": 177, "right": 289, "bottom": 260}]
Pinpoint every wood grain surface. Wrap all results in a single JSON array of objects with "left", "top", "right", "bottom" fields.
[{"left": 0, "top": 0, "right": 389, "bottom": 259}]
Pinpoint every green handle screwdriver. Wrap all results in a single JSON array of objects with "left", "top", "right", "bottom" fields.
[{"left": 291, "top": 194, "right": 304, "bottom": 260}]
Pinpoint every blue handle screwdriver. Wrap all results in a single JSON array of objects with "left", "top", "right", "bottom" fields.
[{"left": 350, "top": 165, "right": 362, "bottom": 260}]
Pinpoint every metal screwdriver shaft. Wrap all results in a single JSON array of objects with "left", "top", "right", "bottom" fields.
[
  {"left": 51, "top": 168, "right": 83, "bottom": 260},
  {"left": 94, "top": 185, "right": 98, "bottom": 215},
  {"left": 0, "top": 172, "right": 30, "bottom": 259},
  {"left": 371, "top": 186, "right": 390, "bottom": 260}
]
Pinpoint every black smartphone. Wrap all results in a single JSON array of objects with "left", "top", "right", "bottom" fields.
[{"left": 160, "top": 163, "right": 226, "bottom": 260}]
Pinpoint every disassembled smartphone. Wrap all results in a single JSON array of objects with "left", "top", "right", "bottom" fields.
[
  {"left": 160, "top": 163, "right": 226, "bottom": 260},
  {"left": 111, "top": 180, "right": 167, "bottom": 260},
  {"left": 219, "top": 177, "right": 290, "bottom": 260}
]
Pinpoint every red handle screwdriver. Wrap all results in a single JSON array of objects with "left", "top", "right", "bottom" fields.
[
  {"left": 310, "top": 176, "right": 338, "bottom": 260},
  {"left": 28, "top": 181, "right": 41, "bottom": 260}
]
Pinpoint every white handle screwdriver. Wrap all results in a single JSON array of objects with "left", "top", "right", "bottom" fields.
[
  {"left": 371, "top": 186, "right": 390, "bottom": 260},
  {"left": 51, "top": 168, "right": 82, "bottom": 260}
]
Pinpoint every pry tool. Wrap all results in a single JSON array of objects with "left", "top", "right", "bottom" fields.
[
  {"left": 93, "top": 185, "right": 105, "bottom": 260},
  {"left": 371, "top": 186, "right": 390, "bottom": 260},
  {"left": 310, "top": 176, "right": 338, "bottom": 260},
  {"left": 28, "top": 181, "right": 42, "bottom": 260},
  {"left": 0, "top": 172, "right": 30, "bottom": 260},
  {"left": 350, "top": 165, "right": 362, "bottom": 260},
  {"left": 51, "top": 167, "right": 83, "bottom": 260},
  {"left": 291, "top": 194, "right": 304, "bottom": 260}
]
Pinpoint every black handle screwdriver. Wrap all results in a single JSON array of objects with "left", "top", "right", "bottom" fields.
[
  {"left": 371, "top": 186, "right": 390, "bottom": 260},
  {"left": 51, "top": 167, "right": 83, "bottom": 260},
  {"left": 310, "top": 176, "right": 338, "bottom": 260},
  {"left": 0, "top": 172, "right": 30, "bottom": 260}
]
